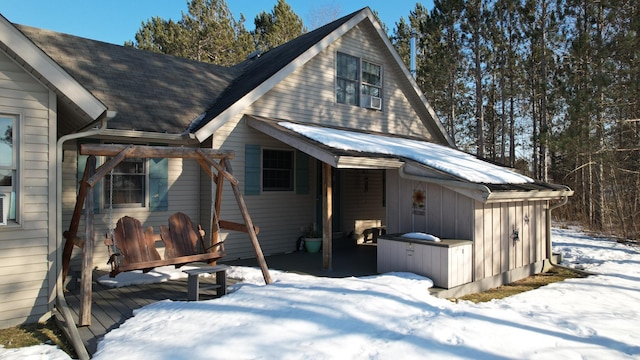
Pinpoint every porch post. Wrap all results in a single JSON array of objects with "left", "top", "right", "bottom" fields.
[
  {"left": 322, "top": 162, "right": 332, "bottom": 270},
  {"left": 79, "top": 155, "right": 96, "bottom": 326}
]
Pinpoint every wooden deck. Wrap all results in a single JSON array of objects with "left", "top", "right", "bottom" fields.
[
  {"left": 62, "top": 243, "right": 377, "bottom": 356},
  {"left": 63, "top": 269, "right": 229, "bottom": 355}
]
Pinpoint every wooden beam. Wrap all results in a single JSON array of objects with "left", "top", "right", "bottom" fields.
[
  {"left": 195, "top": 157, "right": 218, "bottom": 183},
  {"left": 80, "top": 143, "right": 234, "bottom": 160},
  {"left": 322, "top": 162, "right": 333, "bottom": 271},
  {"left": 62, "top": 155, "right": 95, "bottom": 283},
  {"left": 79, "top": 160, "right": 96, "bottom": 326},
  {"left": 223, "top": 158, "right": 272, "bottom": 285},
  {"left": 196, "top": 149, "right": 238, "bottom": 186},
  {"left": 212, "top": 159, "right": 225, "bottom": 246},
  {"left": 219, "top": 220, "right": 260, "bottom": 234},
  {"left": 86, "top": 145, "right": 135, "bottom": 188}
]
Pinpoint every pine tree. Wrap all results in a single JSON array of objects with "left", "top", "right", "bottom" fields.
[
  {"left": 128, "top": 0, "right": 255, "bottom": 66},
  {"left": 253, "top": 0, "right": 306, "bottom": 51}
]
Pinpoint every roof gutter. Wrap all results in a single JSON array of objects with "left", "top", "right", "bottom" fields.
[
  {"left": 398, "top": 164, "right": 492, "bottom": 200},
  {"left": 54, "top": 110, "right": 116, "bottom": 360}
]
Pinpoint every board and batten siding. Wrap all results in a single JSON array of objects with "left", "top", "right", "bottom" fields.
[
  {"left": 341, "top": 169, "right": 386, "bottom": 239},
  {"left": 385, "top": 170, "right": 474, "bottom": 241},
  {"left": 0, "top": 51, "right": 56, "bottom": 328},
  {"left": 61, "top": 146, "right": 202, "bottom": 271},
  {"left": 473, "top": 200, "right": 547, "bottom": 281}
]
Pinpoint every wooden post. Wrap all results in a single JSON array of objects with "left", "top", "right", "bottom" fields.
[
  {"left": 211, "top": 160, "right": 225, "bottom": 248},
  {"left": 79, "top": 156, "right": 96, "bottom": 326},
  {"left": 62, "top": 156, "right": 93, "bottom": 283},
  {"left": 322, "top": 162, "right": 333, "bottom": 271},
  {"left": 223, "top": 158, "right": 272, "bottom": 285}
]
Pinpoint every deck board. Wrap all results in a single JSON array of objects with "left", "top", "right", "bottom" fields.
[{"left": 63, "top": 269, "right": 227, "bottom": 355}]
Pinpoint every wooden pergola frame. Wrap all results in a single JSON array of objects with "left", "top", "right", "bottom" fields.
[{"left": 63, "top": 144, "right": 272, "bottom": 326}]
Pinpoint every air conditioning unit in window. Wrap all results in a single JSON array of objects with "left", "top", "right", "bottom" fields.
[
  {"left": 0, "top": 192, "right": 9, "bottom": 226},
  {"left": 362, "top": 95, "right": 382, "bottom": 110}
]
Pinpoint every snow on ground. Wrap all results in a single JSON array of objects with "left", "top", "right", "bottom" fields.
[{"left": 2, "top": 226, "right": 639, "bottom": 359}]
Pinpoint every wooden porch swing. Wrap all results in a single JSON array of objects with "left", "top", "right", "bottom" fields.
[{"left": 62, "top": 144, "right": 272, "bottom": 326}]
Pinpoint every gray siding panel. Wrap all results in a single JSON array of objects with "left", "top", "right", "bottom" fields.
[{"left": 0, "top": 51, "right": 53, "bottom": 327}]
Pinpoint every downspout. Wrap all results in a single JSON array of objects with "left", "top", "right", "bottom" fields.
[
  {"left": 55, "top": 111, "right": 115, "bottom": 360},
  {"left": 545, "top": 195, "right": 593, "bottom": 275}
]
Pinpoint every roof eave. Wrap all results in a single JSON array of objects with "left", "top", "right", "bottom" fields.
[
  {"left": 192, "top": 10, "right": 369, "bottom": 142},
  {"left": 1, "top": 16, "right": 107, "bottom": 121}
]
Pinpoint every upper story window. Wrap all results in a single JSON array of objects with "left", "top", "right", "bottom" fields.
[
  {"left": 0, "top": 115, "right": 17, "bottom": 225},
  {"left": 336, "top": 52, "right": 382, "bottom": 110},
  {"left": 262, "top": 149, "right": 294, "bottom": 191}
]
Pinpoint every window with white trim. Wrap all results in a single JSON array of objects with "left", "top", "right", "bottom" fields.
[
  {"left": 77, "top": 144, "right": 168, "bottom": 212},
  {"left": 103, "top": 157, "right": 146, "bottom": 208},
  {"left": 0, "top": 115, "right": 17, "bottom": 224},
  {"left": 336, "top": 52, "right": 382, "bottom": 109}
]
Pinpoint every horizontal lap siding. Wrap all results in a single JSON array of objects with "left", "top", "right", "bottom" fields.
[
  {"left": 0, "top": 51, "right": 53, "bottom": 327},
  {"left": 62, "top": 149, "right": 201, "bottom": 270},
  {"left": 212, "top": 23, "right": 445, "bottom": 259},
  {"left": 211, "top": 120, "right": 316, "bottom": 259},
  {"left": 250, "top": 22, "right": 434, "bottom": 140}
]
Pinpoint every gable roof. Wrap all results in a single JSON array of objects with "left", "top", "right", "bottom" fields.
[
  {"left": 0, "top": 14, "right": 107, "bottom": 129},
  {"left": 10, "top": 7, "right": 452, "bottom": 146},
  {"left": 16, "top": 23, "right": 240, "bottom": 136},
  {"left": 189, "top": 7, "right": 454, "bottom": 146}
]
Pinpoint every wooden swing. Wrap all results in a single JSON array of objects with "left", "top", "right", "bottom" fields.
[{"left": 62, "top": 144, "right": 272, "bottom": 326}]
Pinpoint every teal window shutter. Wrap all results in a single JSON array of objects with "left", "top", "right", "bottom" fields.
[
  {"left": 149, "top": 157, "right": 168, "bottom": 211},
  {"left": 245, "top": 144, "right": 261, "bottom": 195},
  {"left": 296, "top": 150, "right": 309, "bottom": 195}
]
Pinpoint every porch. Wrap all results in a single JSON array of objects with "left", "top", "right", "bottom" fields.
[{"left": 61, "top": 241, "right": 377, "bottom": 356}]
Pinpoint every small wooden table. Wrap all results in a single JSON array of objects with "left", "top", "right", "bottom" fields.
[{"left": 183, "top": 264, "right": 230, "bottom": 301}]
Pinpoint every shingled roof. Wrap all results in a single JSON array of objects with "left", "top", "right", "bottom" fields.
[
  {"left": 16, "top": 24, "right": 240, "bottom": 135},
  {"left": 15, "top": 7, "right": 366, "bottom": 139},
  {"left": 187, "top": 8, "right": 364, "bottom": 134}
]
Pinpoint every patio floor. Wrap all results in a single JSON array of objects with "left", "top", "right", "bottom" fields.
[{"left": 62, "top": 242, "right": 378, "bottom": 355}]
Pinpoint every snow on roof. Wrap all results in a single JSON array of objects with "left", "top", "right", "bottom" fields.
[{"left": 279, "top": 122, "right": 534, "bottom": 184}]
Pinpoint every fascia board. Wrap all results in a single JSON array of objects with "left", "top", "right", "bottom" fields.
[{"left": 0, "top": 16, "right": 107, "bottom": 120}]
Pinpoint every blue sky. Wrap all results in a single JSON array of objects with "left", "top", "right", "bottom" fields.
[{"left": 1, "top": 1, "right": 433, "bottom": 45}]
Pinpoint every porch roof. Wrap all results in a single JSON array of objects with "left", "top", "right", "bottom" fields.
[{"left": 246, "top": 115, "right": 573, "bottom": 200}]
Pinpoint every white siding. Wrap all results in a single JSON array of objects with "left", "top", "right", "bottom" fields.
[{"left": 0, "top": 51, "right": 54, "bottom": 328}]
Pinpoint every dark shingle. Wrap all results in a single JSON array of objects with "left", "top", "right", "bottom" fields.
[{"left": 16, "top": 25, "right": 240, "bottom": 135}]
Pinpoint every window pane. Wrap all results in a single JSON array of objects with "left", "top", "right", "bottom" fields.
[
  {"left": 337, "top": 53, "right": 359, "bottom": 80},
  {"left": 0, "top": 170, "right": 11, "bottom": 186},
  {"left": 337, "top": 78, "right": 359, "bottom": 105},
  {"left": 262, "top": 149, "right": 293, "bottom": 191},
  {"left": 362, "top": 84, "right": 380, "bottom": 97},
  {"left": 104, "top": 157, "right": 145, "bottom": 207},
  {"left": 362, "top": 61, "right": 381, "bottom": 86},
  {"left": 0, "top": 117, "right": 12, "bottom": 167}
]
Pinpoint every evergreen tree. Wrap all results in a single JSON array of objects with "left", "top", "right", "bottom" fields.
[
  {"left": 128, "top": 0, "right": 255, "bottom": 66},
  {"left": 253, "top": 0, "right": 306, "bottom": 51}
]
